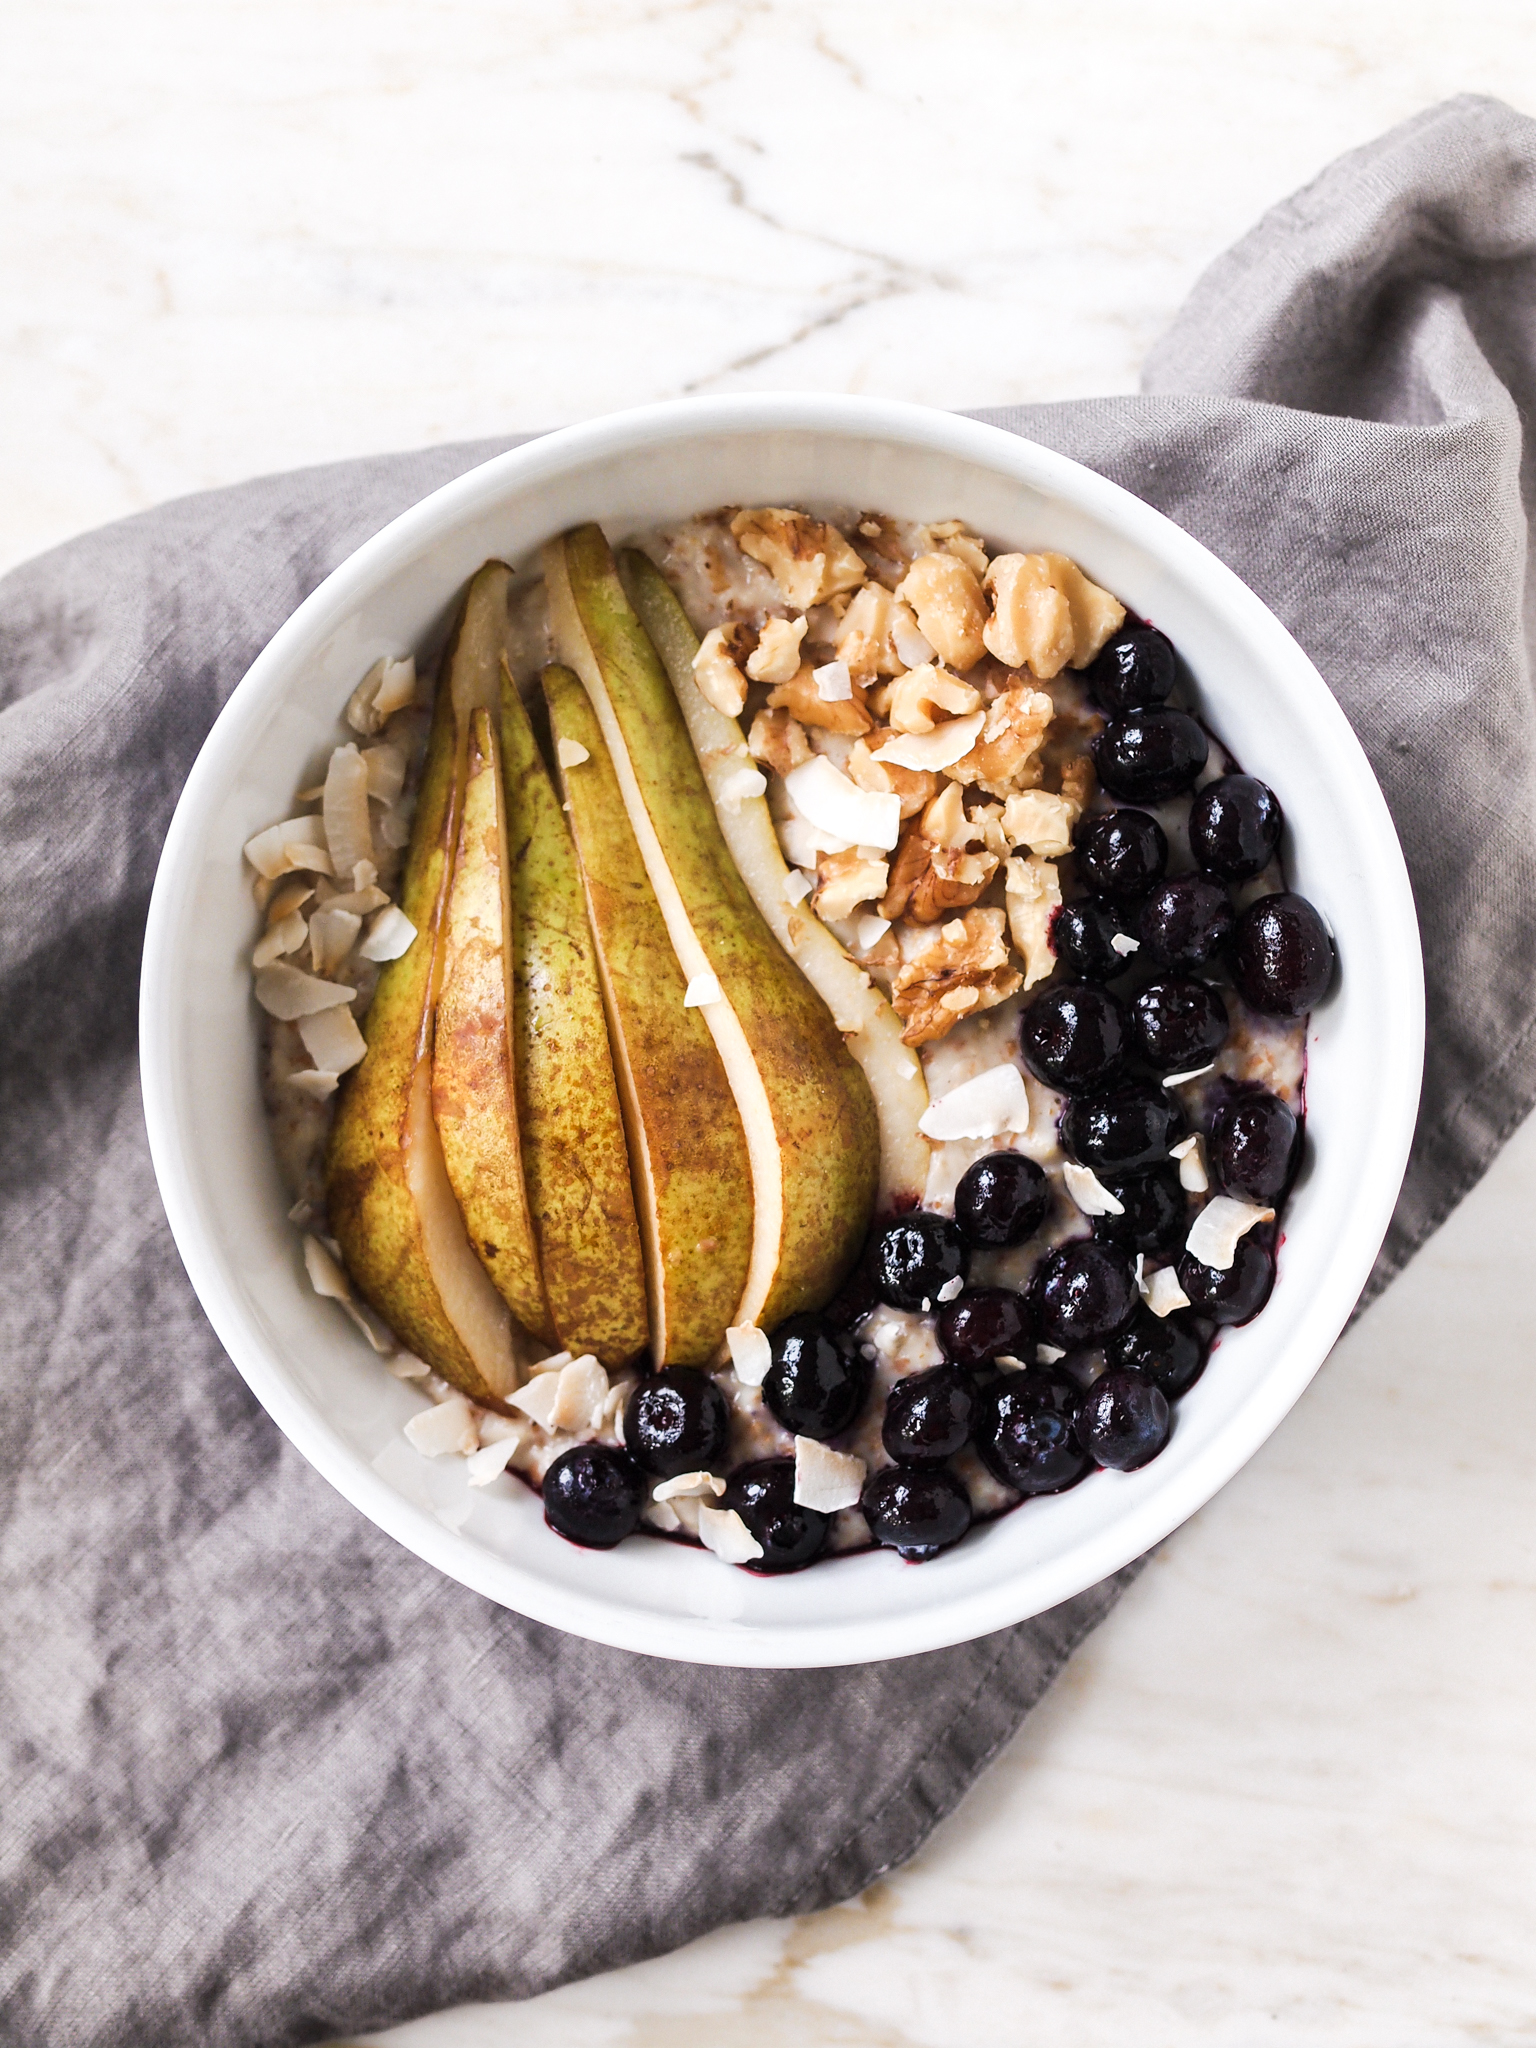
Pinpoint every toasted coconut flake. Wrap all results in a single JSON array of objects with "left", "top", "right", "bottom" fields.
[
  {"left": 362, "top": 743, "right": 406, "bottom": 807},
  {"left": 1064, "top": 1161, "right": 1126, "bottom": 1217},
  {"left": 252, "top": 909, "right": 308, "bottom": 969},
  {"left": 254, "top": 962, "right": 355, "bottom": 1019},
  {"left": 289, "top": 1069, "right": 339, "bottom": 1101},
  {"left": 556, "top": 735, "right": 591, "bottom": 769},
  {"left": 298, "top": 1004, "right": 367, "bottom": 1076},
  {"left": 386, "top": 1352, "right": 431, "bottom": 1379},
  {"left": 1111, "top": 932, "right": 1140, "bottom": 957},
  {"left": 377, "top": 807, "right": 411, "bottom": 850},
  {"left": 684, "top": 972, "right": 723, "bottom": 1009},
  {"left": 793, "top": 1436, "right": 865, "bottom": 1513},
  {"left": 726, "top": 1324, "right": 773, "bottom": 1388},
  {"left": 855, "top": 912, "right": 892, "bottom": 951},
  {"left": 872, "top": 710, "right": 985, "bottom": 773},
  {"left": 324, "top": 884, "right": 390, "bottom": 916},
  {"left": 717, "top": 765, "right": 768, "bottom": 810},
  {"left": 1185, "top": 1195, "right": 1274, "bottom": 1272},
  {"left": 346, "top": 658, "right": 388, "bottom": 735},
  {"left": 785, "top": 756, "right": 901, "bottom": 852},
  {"left": 466, "top": 1432, "right": 527, "bottom": 1486},
  {"left": 549, "top": 1353, "right": 610, "bottom": 1434},
  {"left": 646, "top": 1496, "right": 684, "bottom": 1534},
  {"left": 374, "top": 656, "right": 418, "bottom": 719},
  {"left": 1036, "top": 1343, "right": 1067, "bottom": 1364},
  {"left": 1143, "top": 1265, "right": 1193, "bottom": 1317},
  {"left": 243, "top": 815, "right": 333, "bottom": 880},
  {"left": 510, "top": 1373, "right": 562, "bottom": 1431},
  {"left": 782, "top": 868, "right": 814, "bottom": 906},
  {"left": 697, "top": 1504, "right": 764, "bottom": 1565},
  {"left": 359, "top": 905, "right": 418, "bottom": 962},
  {"left": 323, "top": 743, "right": 374, "bottom": 882},
  {"left": 1163, "top": 1063, "right": 1216, "bottom": 1089},
  {"left": 404, "top": 1394, "right": 479, "bottom": 1458},
  {"left": 813, "top": 659, "right": 854, "bottom": 703},
  {"left": 654, "top": 1470, "right": 728, "bottom": 1503},
  {"left": 1170, "top": 1133, "right": 1209, "bottom": 1193},
  {"left": 747, "top": 614, "right": 808, "bottom": 684},
  {"left": 266, "top": 878, "right": 315, "bottom": 926},
  {"left": 936, "top": 1274, "right": 965, "bottom": 1303},
  {"left": 917, "top": 1063, "right": 1031, "bottom": 1141},
  {"left": 890, "top": 605, "right": 936, "bottom": 670},
  {"left": 308, "top": 904, "right": 362, "bottom": 975}
]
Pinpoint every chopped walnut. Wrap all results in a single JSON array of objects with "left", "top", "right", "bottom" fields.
[
  {"left": 1004, "top": 853, "right": 1062, "bottom": 989},
  {"left": 692, "top": 625, "right": 752, "bottom": 717},
  {"left": 834, "top": 583, "right": 901, "bottom": 680},
  {"left": 918, "top": 781, "right": 983, "bottom": 850},
  {"left": 905, "top": 845, "right": 1000, "bottom": 925},
  {"left": 946, "top": 685, "right": 1055, "bottom": 798},
  {"left": 767, "top": 661, "right": 873, "bottom": 735},
  {"left": 982, "top": 553, "right": 1126, "bottom": 678},
  {"left": 998, "top": 787, "right": 1080, "bottom": 857},
  {"left": 852, "top": 512, "right": 916, "bottom": 589},
  {"left": 885, "top": 663, "right": 983, "bottom": 735},
  {"left": 895, "top": 554, "right": 988, "bottom": 672},
  {"left": 730, "top": 509, "right": 867, "bottom": 610},
  {"left": 746, "top": 614, "right": 807, "bottom": 684},
  {"left": 847, "top": 735, "right": 938, "bottom": 820},
  {"left": 878, "top": 820, "right": 931, "bottom": 919},
  {"left": 891, "top": 908, "right": 1023, "bottom": 1045},
  {"left": 942, "top": 532, "right": 989, "bottom": 581},
  {"left": 747, "top": 708, "right": 813, "bottom": 776},
  {"left": 813, "top": 848, "right": 890, "bottom": 922}
]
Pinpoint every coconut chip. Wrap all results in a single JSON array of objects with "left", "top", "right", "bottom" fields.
[
  {"left": 1170, "top": 1133, "right": 1209, "bottom": 1193},
  {"left": 793, "top": 1437, "right": 865, "bottom": 1513},
  {"left": 717, "top": 765, "right": 768, "bottom": 809},
  {"left": 252, "top": 909, "right": 308, "bottom": 969},
  {"left": 725, "top": 1324, "right": 773, "bottom": 1388},
  {"left": 346, "top": 655, "right": 417, "bottom": 735},
  {"left": 265, "top": 878, "right": 315, "bottom": 926},
  {"left": 298, "top": 1004, "right": 367, "bottom": 1076},
  {"left": 784, "top": 755, "right": 901, "bottom": 853},
  {"left": 359, "top": 905, "right": 418, "bottom": 962},
  {"left": 308, "top": 904, "right": 362, "bottom": 975},
  {"left": 1185, "top": 1195, "right": 1274, "bottom": 1272},
  {"left": 1110, "top": 932, "right": 1140, "bottom": 957},
  {"left": 323, "top": 743, "right": 375, "bottom": 882},
  {"left": 1142, "top": 1265, "right": 1192, "bottom": 1317},
  {"left": 289, "top": 1070, "right": 339, "bottom": 1100},
  {"left": 550, "top": 1354, "right": 609, "bottom": 1433},
  {"left": 254, "top": 962, "right": 356, "bottom": 1020},
  {"left": 654, "top": 1470, "right": 728, "bottom": 1503},
  {"left": 243, "top": 815, "right": 335, "bottom": 880},
  {"left": 917, "top": 1063, "right": 1030, "bottom": 1142},
  {"left": 387, "top": 1352, "right": 432, "bottom": 1379},
  {"left": 782, "top": 868, "right": 814, "bottom": 906},
  {"left": 301, "top": 1232, "right": 393, "bottom": 1351},
  {"left": 362, "top": 743, "right": 407, "bottom": 807},
  {"left": 683, "top": 972, "right": 723, "bottom": 1009},
  {"left": 1063, "top": 1161, "right": 1126, "bottom": 1217},
  {"left": 1036, "top": 1343, "right": 1067, "bottom": 1364},
  {"left": 696, "top": 1504, "right": 764, "bottom": 1565},
  {"left": 404, "top": 1394, "right": 479, "bottom": 1458},
  {"left": 466, "top": 1428, "right": 531, "bottom": 1486},
  {"left": 556, "top": 736, "right": 591, "bottom": 769},
  {"left": 872, "top": 710, "right": 986, "bottom": 773}
]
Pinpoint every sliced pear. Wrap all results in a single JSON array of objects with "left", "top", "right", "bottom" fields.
[
  {"left": 499, "top": 659, "right": 649, "bottom": 1368},
  {"left": 543, "top": 663, "right": 752, "bottom": 1365},
  {"left": 432, "top": 705, "right": 555, "bottom": 1344},
  {"left": 325, "top": 564, "right": 518, "bottom": 1403},
  {"left": 545, "top": 525, "right": 879, "bottom": 1331},
  {"left": 620, "top": 547, "right": 931, "bottom": 1210}
]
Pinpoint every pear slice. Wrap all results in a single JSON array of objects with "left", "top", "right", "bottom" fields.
[
  {"left": 499, "top": 659, "right": 649, "bottom": 1368},
  {"left": 432, "top": 705, "right": 556, "bottom": 1344},
  {"left": 325, "top": 564, "right": 518, "bottom": 1403},
  {"left": 545, "top": 525, "right": 879, "bottom": 1332},
  {"left": 620, "top": 548, "right": 932, "bottom": 1210},
  {"left": 543, "top": 663, "right": 752, "bottom": 1365}
]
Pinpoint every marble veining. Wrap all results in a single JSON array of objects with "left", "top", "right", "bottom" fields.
[{"left": 6, "top": 3, "right": 1536, "bottom": 2041}]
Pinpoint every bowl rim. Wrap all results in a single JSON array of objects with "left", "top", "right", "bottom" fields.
[{"left": 140, "top": 391, "right": 1424, "bottom": 1666}]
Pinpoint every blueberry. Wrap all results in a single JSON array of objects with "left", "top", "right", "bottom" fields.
[
  {"left": 1076, "top": 808, "right": 1168, "bottom": 903},
  {"left": 1059, "top": 1084, "right": 1187, "bottom": 1176},
  {"left": 881, "top": 1363, "right": 978, "bottom": 1465},
  {"left": 1077, "top": 1368, "right": 1171, "bottom": 1470},
  {"left": 1139, "top": 875, "right": 1236, "bottom": 970},
  {"left": 1178, "top": 1233, "right": 1275, "bottom": 1325},
  {"left": 1129, "top": 976, "right": 1229, "bottom": 1074},
  {"left": 1105, "top": 1308, "right": 1207, "bottom": 1396},
  {"left": 1231, "top": 893, "right": 1334, "bottom": 1015},
  {"left": 937, "top": 1285, "right": 1032, "bottom": 1367},
  {"left": 1094, "top": 708, "right": 1209, "bottom": 803},
  {"left": 1052, "top": 898, "right": 1135, "bottom": 983},
  {"left": 1091, "top": 1166, "right": 1187, "bottom": 1256},
  {"left": 954, "top": 1151, "right": 1049, "bottom": 1249},
  {"left": 872, "top": 1212, "right": 969, "bottom": 1311},
  {"left": 1085, "top": 625, "right": 1178, "bottom": 714},
  {"left": 1031, "top": 1239, "right": 1140, "bottom": 1348},
  {"left": 1020, "top": 984, "right": 1127, "bottom": 1095},
  {"left": 975, "top": 1368, "right": 1091, "bottom": 1495},
  {"left": 623, "top": 1367, "right": 730, "bottom": 1478},
  {"left": 1190, "top": 775, "right": 1283, "bottom": 881},
  {"left": 543, "top": 1444, "right": 645, "bottom": 1549},
  {"left": 723, "top": 1459, "right": 829, "bottom": 1573},
  {"left": 763, "top": 1313, "right": 872, "bottom": 1441},
  {"left": 1208, "top": 1091, "right": 1300, "bottom": 1205},
  {"left": 823, "top": 1238, "right": 881, "bottom": 1332},
  {"left": 862, "top": 1465, "right": 973, "bottom": 1561}
]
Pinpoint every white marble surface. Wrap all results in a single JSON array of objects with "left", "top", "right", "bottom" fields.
[{"left": 7, "top": 4, "right": 1536, "bottom": 2041}]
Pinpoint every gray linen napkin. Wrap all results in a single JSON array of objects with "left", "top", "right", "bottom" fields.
[{"left": 3, "top": 93, "right": 1534, "bottom": 2048}]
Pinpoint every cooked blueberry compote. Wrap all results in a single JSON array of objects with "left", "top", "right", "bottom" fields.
[
  {"left": 862, "top": 1466, "right": 973, "bottom": 1561},
  {"left": 321, "top": 508, "right": 1330, "bottom": 1576}
]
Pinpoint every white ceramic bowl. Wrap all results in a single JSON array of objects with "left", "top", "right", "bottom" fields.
[{"left": 140, "top": 393, "right": 1423, "bottom": 1667}]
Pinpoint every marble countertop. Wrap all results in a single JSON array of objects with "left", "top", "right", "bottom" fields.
[{"left": 7, "top": 5, "right": 1535, "bottom": 2041}]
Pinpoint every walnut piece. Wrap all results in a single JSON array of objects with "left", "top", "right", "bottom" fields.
[
  {"left": 767, "top": 661, "right": 872, "bottom": 735},
  {"left": 895, "top": 553, "right": 989, "bottom": 672},
  {"left": 998, "top": 787, "right": 1080, "bottom": 857},
  {"left": 746, "top": 614, "right": 807, "bottom": 684},
  {"left": 1004, "top": 853, "right": 1062, "bottom": 989},
  {"left": 847, "top": 735, "right": 938, "bottom": 820},
  {"left": 918, "top": 781, "right": 983, "bottom": 850},
  {"left": 891, "top": 908, "right": 1023, "bottom": 1045},
  {"left": 692, "top": 625, "right": 752, "bottom": 717},
  {"left": 813, "top": 849, "right": 890, "bottom": 922},
  {"left": 747, "top": 708, "right": 813, "bottom": 777},
  {"left": 878, "top": 821, "right": 932, "bottom": 919},
  {"left": 946, "top": 685, "right": 1055, "bottom": 798},
  {"left": 982, "top": 552, "right": 1126, "bottom": 678},
  {"left": 885, "top": 663, "right": 983, "bottom": 735},
  {"left": 731, "top": 508, "right": 867, "bottom": 611},
  {"left": 834, "top": 583, "right": 901, "bottom": 680},
  {"left": 905, "top": 846, "right": 1000, "bottom": 925}
]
